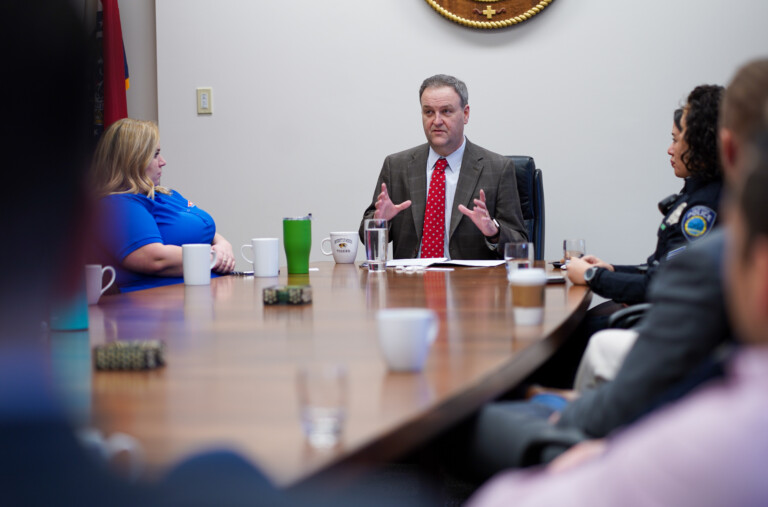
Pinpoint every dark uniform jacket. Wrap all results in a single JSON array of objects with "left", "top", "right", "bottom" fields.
[{"left": 589, "top": 176, "right": 722, "bottom": 304}]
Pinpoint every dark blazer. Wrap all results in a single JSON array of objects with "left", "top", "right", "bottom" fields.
[{"left": 359, "top": 140, "right": 527, "bottom": 259}]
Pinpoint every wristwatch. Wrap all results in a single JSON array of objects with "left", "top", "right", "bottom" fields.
[
  {"left": 583, "top": 266, "right": 599, "bottom": 285},
  {"left": 488, "top": 218, "right": 501, "bottom": 241}
]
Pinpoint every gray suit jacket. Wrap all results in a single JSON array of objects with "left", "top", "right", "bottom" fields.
[{"left": 359, "top": 140, "right": 527, "bottom": 260}]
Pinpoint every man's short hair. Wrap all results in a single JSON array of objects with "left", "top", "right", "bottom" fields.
[
  {"left": 721, "top": 59, "right": 768, "bottom": 139},
  {"left": 741, "top": 130, "right": 768, "bottom": 251},
  {"left": 419, "top": 74, "right": 469, "bottom": 108}
]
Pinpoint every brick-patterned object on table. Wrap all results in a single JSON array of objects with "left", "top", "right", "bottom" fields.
[
  {"left": 263, "top": 285, "right": 313, "bottom": 305},
  {"left": 94, "top": 340, "right": 166, "bottom": 371}
]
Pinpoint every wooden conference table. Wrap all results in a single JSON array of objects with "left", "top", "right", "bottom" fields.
[{"left": 83, "top": 262, "right": 591, "bottom": 488}]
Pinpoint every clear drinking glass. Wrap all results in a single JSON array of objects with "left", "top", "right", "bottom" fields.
[
  {"left": 504, "top": 242, "right": 534, "bottom": 280},
  {"left": 364, "top": 218, "right": 388, "bottom": 272},
  {"left": 563, "top": 239, "right": 586, "bottom": 264},
  {"left": 296, "top": 364, "right": 347, "bottom": 449}
]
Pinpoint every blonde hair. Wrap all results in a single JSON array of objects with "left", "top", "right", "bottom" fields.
[
  {"left": 721, "top": 58, "right": 768, "bottom": 139},
  {"left": 91, "top": 118, "right": 170, "bottom": 199}
]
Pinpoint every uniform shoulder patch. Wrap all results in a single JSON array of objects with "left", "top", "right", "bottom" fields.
[{"left": 682, "top": 205, "right": 716, "bottom": 241}]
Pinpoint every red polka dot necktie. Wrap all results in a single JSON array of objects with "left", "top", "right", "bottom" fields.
[{"left": 421, "top": 158, "right": 447, "bottom": 258}]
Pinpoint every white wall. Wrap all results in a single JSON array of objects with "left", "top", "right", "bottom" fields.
[{"left": 127, "top": 0, "right": 768, "bottom": 269}]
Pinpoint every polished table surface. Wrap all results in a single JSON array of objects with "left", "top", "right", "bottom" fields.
[{"left": 82, "top": 262, "right": 590, "bottom": 487}]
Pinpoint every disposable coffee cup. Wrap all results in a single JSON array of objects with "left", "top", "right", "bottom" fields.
[{"left": 509, "top": 268, "right": 546, "bottom": 325}]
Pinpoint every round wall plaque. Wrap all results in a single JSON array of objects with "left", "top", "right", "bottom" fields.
[{"left": 425, "top": 0, "right": 555, "bottom": 29}]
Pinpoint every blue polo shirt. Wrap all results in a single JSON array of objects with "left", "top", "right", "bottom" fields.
[{"left": 99, "top": 190, "right": 217, "bottom": 292}]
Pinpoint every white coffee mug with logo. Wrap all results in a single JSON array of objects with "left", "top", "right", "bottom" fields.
[
  {"left": 241, "top": 238, "right": 279, "bottom": 277},
  {"left": 85, "top": 264, "right": 116, "bottom": 305},
  {"left": 182, "top": 244, "right": 217, "bottom": 285},
  {"left": 376, "top": 309, "right": 438, "bottom": 372},
  {"left": 320, "top": 232, "right": 359, "bottom": 264}
]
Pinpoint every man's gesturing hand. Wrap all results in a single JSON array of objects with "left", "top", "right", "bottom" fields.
[
  {"left": 458, "top": 189, "right": 499, "bottom": 238},
  {"left": 374, "top": 183, "right": 412, "bottom": 220}
]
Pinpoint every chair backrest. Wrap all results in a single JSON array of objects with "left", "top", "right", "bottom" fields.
[{"left": 507, "top": 156, "right": 545, "bottom": 260}]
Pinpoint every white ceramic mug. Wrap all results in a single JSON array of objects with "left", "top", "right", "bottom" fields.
[
  {"left": 320, "top": 232, "right": 359, "bottom": 264},
  {"left": 182, "top": 244, "right": 217, "bottom": 285},
  {"left": 376, "top": 308, "right": 438, "bottom": 372},
  {"left": 85, "top": 264, "right": 116, "bottom": 305},
  {"left": 241, "top": 238, "right": 279, "bottom": 277}
]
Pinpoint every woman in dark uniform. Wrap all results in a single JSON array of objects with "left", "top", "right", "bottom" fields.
[{"left": 567, "top": 85, "right": 724, "bottom": 305}]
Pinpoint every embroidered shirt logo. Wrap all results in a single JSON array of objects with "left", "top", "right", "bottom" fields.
[{"left": 682, "top": 205, "right": 716, "bottom": 241}]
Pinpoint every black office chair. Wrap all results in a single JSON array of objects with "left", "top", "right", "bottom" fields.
[
  {"left": 607, "top": 303, "right": 653, "bottom": 329},
  {"left": 507, "top": 156, "right": 545, "bottom": 260}
]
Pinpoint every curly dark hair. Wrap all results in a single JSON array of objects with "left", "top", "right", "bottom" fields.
[
  {"left": 682, "top": 85, "right": 725, "bottom": 182},
  {"left": 673, "top": 108, "right": 683, "bottom": 131}
]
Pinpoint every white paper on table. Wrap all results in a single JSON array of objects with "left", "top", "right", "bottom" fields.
[
  {"left": 386, "top": 258, "right": 447, "bottom": 268},
  {"left": 386, "top": 258, "right": 504, "bottom": 268},
  {"left": 437, "top": 259, "right": 505, "bottom": 267}
]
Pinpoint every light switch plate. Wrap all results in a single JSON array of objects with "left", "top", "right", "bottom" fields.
[{"left": 196, "top": 87, "right": 213, "bottom": 114}]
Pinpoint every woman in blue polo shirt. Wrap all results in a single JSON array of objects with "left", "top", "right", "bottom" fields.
[{"left": 92, "top": 118, "right": 235, "bottom": 292}]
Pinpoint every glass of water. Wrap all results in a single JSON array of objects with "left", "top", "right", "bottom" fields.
[
  {"left": 563, "top": 239, "right": 586, "bottom": 264},
  {"left": 364, "top": 218, "right": 388, "bottom": 272},
  {"left": 504, "top": 241, "right": 534, "bottom": 280},
  {"left": 296, "top": 364, "right": 347, "bottom": 449}
]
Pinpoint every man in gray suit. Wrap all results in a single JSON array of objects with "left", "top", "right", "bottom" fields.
[{"left": 359, "top": 75, "right": 527, "bottom": 260}]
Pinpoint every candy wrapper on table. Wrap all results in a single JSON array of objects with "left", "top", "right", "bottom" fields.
[
  {"left": 263, "top": 285, "right": 312, "bottom": 305},
  {"left": 94, "top": 340, "right": 166, "bottom": 371}
]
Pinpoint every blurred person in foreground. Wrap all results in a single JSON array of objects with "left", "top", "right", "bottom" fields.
[
  {"left": 92, "top": 118, "right": 235, "bottom": 292},
  {"left": 0, "top": 2, "right": 285, "bottom": 505},
  {"left": 468, "top": 127, "right": 768, "bottom": 507}
]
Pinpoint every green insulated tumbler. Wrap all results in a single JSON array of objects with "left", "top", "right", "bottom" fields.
[{"left": 283, "top": 214, "right": 312, "bottom": 274}]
